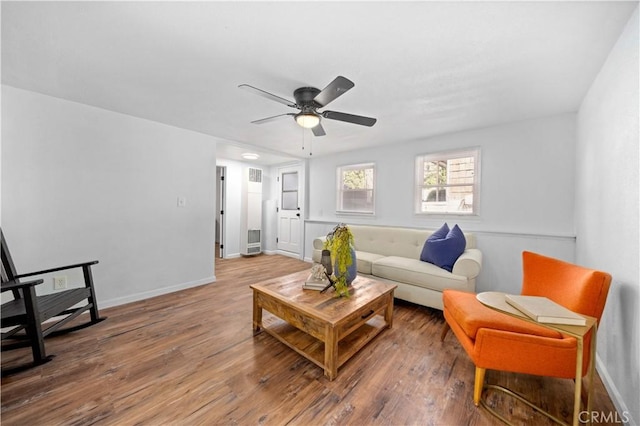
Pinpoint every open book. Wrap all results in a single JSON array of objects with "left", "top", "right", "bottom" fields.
[{"left": 505, "top": 294, "right": 586, "bottom": 326}]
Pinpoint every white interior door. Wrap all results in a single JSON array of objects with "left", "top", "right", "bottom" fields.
[{"left": 277, "top": 167, "right": 301, "bottom": 255}]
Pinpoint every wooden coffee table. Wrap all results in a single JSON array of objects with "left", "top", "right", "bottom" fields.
[{"left": 251, "top": 270, "right": 396, "bottom": 380}]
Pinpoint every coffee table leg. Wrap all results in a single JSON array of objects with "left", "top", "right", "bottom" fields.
[
  {"left": 253, "top": 291, "right": 262, "bottom": 335},
  {"left": 385, "top": 293, "right": 394, "bottom": 328},
  {"left": 324, "top": 326, "right": 338, "bottom": 380}
]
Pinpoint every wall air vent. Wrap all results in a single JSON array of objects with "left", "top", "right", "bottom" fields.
[
  {"left": 241, "top": 167, "right": 263, "bottom": 256},
  {"left": 249, "top": 168, "right": 262, "bottom": 183},
  {"left": 248, "top": 229, "right": 261, "bottom": 244}
]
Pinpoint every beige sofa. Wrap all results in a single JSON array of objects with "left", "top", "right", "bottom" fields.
[{"left": 312, "top": 224, "right": 482, "bottom": 310}]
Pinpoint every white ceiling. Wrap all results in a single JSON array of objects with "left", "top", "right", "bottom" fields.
[{"left": 2, "top": 1, "right": 637, "bottom": 165}]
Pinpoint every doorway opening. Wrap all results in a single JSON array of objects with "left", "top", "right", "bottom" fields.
[{"left": 216, "top": 166, "right": 226, "bottom": 259}]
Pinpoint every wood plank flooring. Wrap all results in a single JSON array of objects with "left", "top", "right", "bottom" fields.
[{"left": 1, "top": 254, "right": 619, "bottom": 425}]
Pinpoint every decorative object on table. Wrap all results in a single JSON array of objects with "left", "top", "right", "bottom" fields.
[
  {"left": 322, "top": 223, "right": 357, "bottom": 297},
  {"left": 303, "top": 264, "right": 330, "bottom": 290},
  {"left": 318, "top": 249, "right": 337, "bottom": 293},
  {"left": 311, "top": 263, "right": 327, "bottom": 281}
]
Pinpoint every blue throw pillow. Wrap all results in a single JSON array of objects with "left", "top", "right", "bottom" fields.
[
  {"left": 420, "top": 223, "right": 449, "bottom": 263},
  {"left": 422, "top": 224, "right": 466, "bottom": 272}
]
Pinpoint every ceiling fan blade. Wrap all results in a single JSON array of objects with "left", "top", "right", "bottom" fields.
[
  {"left": 239, "top": 84, "right": 296, "bottom": 108},
  {"left": 322, "top": 110, "right": 377, "bottom": 127},
  {"left": 311, "top": 122, "right": 326, "bottom": 137},
  {"left": 251, "top": 113, "right": 295, "bottom": 124},
  {"left": 313, "top": 76, "right": 355, "bottom": 107}
]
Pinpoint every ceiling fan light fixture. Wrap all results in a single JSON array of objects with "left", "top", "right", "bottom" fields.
[
  {"left": 241, "top": 76, "right": 376, "bottom": 135},
  {"left": 295, "top": 113, "right": 320, "bottom": 129}
]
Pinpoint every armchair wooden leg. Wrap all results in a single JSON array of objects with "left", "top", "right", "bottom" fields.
[
  {"left": 83, "top": 264, "right": 102, "bottom": 323},
  {"left": 440, "top": 323, "right": 450, "bottom": 341},
  {"left": 474, "top": 367, "right": 486, "bottom": 406},
  {"left": 22, "top": 284, "right": 47, "bottom": 364}
]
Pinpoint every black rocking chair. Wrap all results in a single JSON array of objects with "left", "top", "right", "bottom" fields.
[{"left": 1, "top": 228, "right": 105, "bottom": 375}]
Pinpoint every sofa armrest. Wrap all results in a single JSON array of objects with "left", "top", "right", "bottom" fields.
[
  {"left": 452, "top": 248, "right": 482, "bottom": 279},
  {"left": 313, "top": 236, "right": 327, "bottom": 250},
  {"left": 311, "top": 236, "right": 327, "bottom": 263}
]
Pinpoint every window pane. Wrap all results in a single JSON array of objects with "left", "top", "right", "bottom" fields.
[
  {"left": 282, "top": 191, "right": 298, "bottom": 210},
  {"left": 342, "top": 189, "right": 373, "bottom": 211},
  {"left": 337, "top": 163, "right": 375, "bottom": 214},
  {"left": 424, "top": 161, "right": 447, "bottom": 185},
  {"left": 420, "top": 185, "right": 473, "bottom": 213},
  {"left": 447, "top": 157, "right": 474, "bottom": 185},
  {"left": 282, "top": 172, "right": 298, "bottom": 191},
  {"left": 422, "top": 187, "right": 447, "bottom": 202},
  {"left": 415, "top": 149, "right": 479, "bottom": 215}
]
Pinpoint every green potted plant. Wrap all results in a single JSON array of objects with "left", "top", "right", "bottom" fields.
[{"left": 323, "top": 223, "right": 357, "bottom": 297}]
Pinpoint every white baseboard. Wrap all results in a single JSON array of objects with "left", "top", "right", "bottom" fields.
[
  {"left": 596, "top": 354, "right": 637, "bottom": 426},
  {"left": 100, "top": 276, "right": 216, "bottom": 309},
  {"left": 276, "top": 250, "right": 303, "bottom": 259}
]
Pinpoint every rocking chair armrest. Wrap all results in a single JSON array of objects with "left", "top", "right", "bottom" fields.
[
  {"left": 15, "top": 260, "right": 99, "bottom": 279},
  {"left": 1, "top": 278, "right": 44, "bottom": 293}
]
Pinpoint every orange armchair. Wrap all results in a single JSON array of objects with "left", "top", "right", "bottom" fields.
[{"left": 442, "top": 251, "right": 611, "bottom": 422}]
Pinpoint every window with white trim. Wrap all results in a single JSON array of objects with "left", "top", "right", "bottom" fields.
[
  {"left": 337, "top": 163, "right": 375, "bottom": 214},
  {"left": 415, "top": 148, "right": 480, "bottom": 215}
]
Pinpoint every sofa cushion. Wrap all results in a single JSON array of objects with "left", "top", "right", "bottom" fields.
[
  {"left": 354, "top": 251, "right": 386, "bottom": 275},
  {"left": 372, "top": 256, "right": 469, "bottom": 292},
  {"left": 420, "top": 223, "right": 449, "bottom": 263},
  {"left": 422, "top": 224, "right": 466, "bottom": 272}
]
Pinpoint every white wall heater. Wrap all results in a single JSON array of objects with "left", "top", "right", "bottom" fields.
[{"left": 240, "top": 167, "right": 263, "bottom": 255}]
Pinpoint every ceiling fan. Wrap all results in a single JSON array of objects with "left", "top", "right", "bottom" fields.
[{"left": 239, "top": 76, "right": 376, "bottom": 136}]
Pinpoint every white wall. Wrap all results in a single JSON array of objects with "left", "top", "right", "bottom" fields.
[
  {"left": 576, "top": 5, "right": 639, "bottom": 424},
  {"left": 305, "top": 113, "right": 577, "bottom": 294},
  {"left": 1, "top": 86, "right": 217, "bottom": 307}
]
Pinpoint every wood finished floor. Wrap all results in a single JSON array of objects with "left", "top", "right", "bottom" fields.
[{"left": 1, "top": 254, "right": 619, "bottom": 425}]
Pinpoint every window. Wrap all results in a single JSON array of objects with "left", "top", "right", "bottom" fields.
[
  {"left": 415, "top": 148, "right": 480, "bottom": 215},
  {"left": 337, "top": 163, "right": 375, "bottom": 214},
  {"left": 281, "top": 171, "right": 298, "bottom": 210}
]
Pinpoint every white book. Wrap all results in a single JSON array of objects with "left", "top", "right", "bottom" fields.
[
  {"left": 302, "top": 274, "right": 329, "bottom": 291},
  {"left": 505, "top": 294, "right": 586, "bottom": 326}
]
